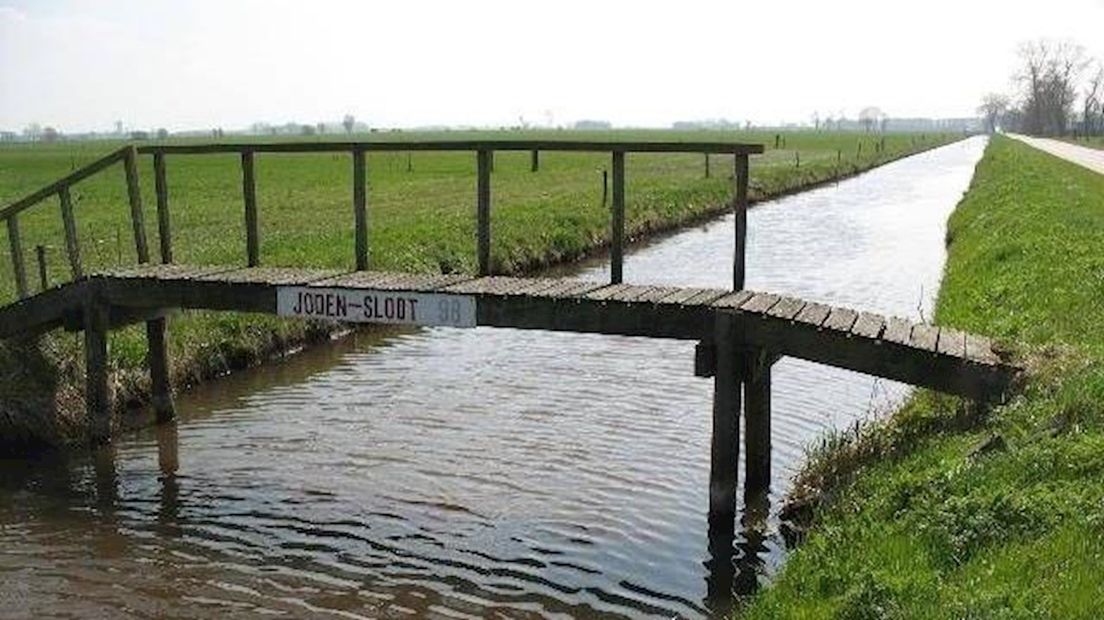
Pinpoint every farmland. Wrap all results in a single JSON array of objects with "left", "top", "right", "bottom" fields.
[{"left": 0, "top": 129, "right": 954, "bottom": 448}]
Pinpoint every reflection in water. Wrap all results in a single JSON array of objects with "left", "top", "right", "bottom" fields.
[{"left": 0, "top": 139, "right": 986, "bottom": 618}]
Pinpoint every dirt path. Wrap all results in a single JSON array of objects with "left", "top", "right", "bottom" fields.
[{"left": 1010, "top": 134, "right": 1104, "bottom": 175}]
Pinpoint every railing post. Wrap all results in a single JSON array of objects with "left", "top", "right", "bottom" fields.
[
  {"left": 610, "top": 150, "right": 625, "bottom": 284},
  {"left": 5, "top": 216, "right": 28, "bottom": 299},
  {"left": 530, "top": 149, "right": 539, "bottom": 172},
  {"left": 705, "top": 153, "right": 711, "bottom": 179},
  {"left": 353, "top": 148, "right": 369, "bottom": 271},
  {"left": 241, "top": 150, "right": 260, "bottom": 267},
  {"left": 476, "top": 149, "right": 492, "bottom": 276},
  {"left": 153, "top": 152, "right": 173, "bottom": 264},
  {"left": 124, "top": 146, "right": 150, "bottom": 264},
  {"left": 147, "top": 317, "right": 175, "bottom": 423},
  {"left": 36, "top": 245, "right": 48, "bottom": 291},
  {"left": 733, "top": 153, "right": 749, "bottom": 290},
  {"left": 59, "top": 186, "right": 82, "bottom": 279}
]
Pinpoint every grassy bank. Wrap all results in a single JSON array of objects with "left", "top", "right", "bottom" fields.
[
  {"left": 1068, "top": 136, "right": 1104, "bottom": 149},
  {"left": 0, "top": 130, "right": 954, "bottom": 451},
  {"left": 744, "top": 135, "right": 1104, "bottom": 618}
]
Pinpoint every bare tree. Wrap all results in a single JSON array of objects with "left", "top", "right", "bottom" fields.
[
  {"left": 977, "top": 93, "right": 1010, "bottom": 134},
  {"left": 1082, "top": 63, "right": 1104, "bottom": 136},
  {"left": 342, "top": 114, "right": 355, "bottom": 135},
  {"left": 858, "top": 107, "right": 885, "bottom": 133},
  {"left": 1016, "top": 39, "right": 1089, "bottom": 136}
]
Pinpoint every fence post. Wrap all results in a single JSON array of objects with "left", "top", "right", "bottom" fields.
[
  {"left": 153, "top": 152, "right": 173, "bottom": 264},
  {"left": 124, "top": 146, "right": 150, "bottom": 264},
  {"left": 610, "top": 150, "right": 625, "bottom": 285},
  {"left": 59, "top": 186, "right": 83, "bottom": 279},
  {"left": 5, "top": 216, "right": 28, "bottom": 299},
  {"left": 241, "top": 150, "right": 259, "bottom": 267},
  {"left": 733, "top": 153, "right": 749, "bottom": 290},
  {"left": 476, "top": 149, "right": 492, "bottom": 276},
  {"left": 705, "top": 153, "right": 711, "bottom": 178},
  {"left": 84, "top": 292, "right": 112, "bottom": 444},
  {"left": 531, "top": 149, "right": 539, "bottom": 172},
  {"left": 353, "top": 148, "right": 369, "bottom": 270}
]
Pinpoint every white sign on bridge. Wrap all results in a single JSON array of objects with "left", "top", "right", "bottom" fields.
[{"left": 276, "top": 287, "right": 477, "bottom": 328}]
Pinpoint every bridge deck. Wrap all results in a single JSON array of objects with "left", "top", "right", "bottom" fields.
[{"left": 0, "top": 264, "right": 1017, "bottom": 400}]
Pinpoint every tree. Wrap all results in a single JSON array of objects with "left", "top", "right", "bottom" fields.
[
  {"left": 42, "top": 127, "right": 60, "bottom": 142},
  {"left": 858, "top": 107, "right": 885, "bottom": 132},
  {"left": 977, "top": 93, "right": 1010, "bottom": 134},
  {"left": 342, "top": 114, "right": 355, "bottom": 134},
  {"left": 23, "top": 123, "right": 42, "bottom": 141},
  {"left": 1082, "top": 63, "right": 1104, "bottom": 136},
  {"left": 156, "top": 128, "right": 169, "bottom": 140},
  {"left": 1015, "top": 39, "right": 1088, "bottom": 136}
]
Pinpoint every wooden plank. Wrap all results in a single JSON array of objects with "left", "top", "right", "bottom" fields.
[
  {"left": 733, "top": 154, "right": 749, "bottom": 290},
  {"left": 739, "top": 292, "right": 781, "bottom": 314},
  {"left": 936, "top": 326, "right": 967, "bottom": 358},
  {"left": 659, "top": 287, "right": 716, "bottom": 305},
  {"left": 124, "top": 146, "right": 150, "bottom": 263},
  {"left": 682, "top": 288, "right": 730, "bottom": 306},
  {"left": 882, "top": 317, "right": 913, "bottom": 345},
  {"left": 634, "top": 286, "right": 685, "bottom": 303},
  {"left": 851, "top": 312, "right": 885, "bottom": 340},
  {"left": 711, "top": 290, "right": 755, "bottom": 309},
  {"left": 794, "top": 302, "right": 831, "bottom": 327},
  {"left": 58, "top": 187, "right": 82, "bottom": 279},
  {"left": 241, "top": 151, "right": 259, "bottom": 267},
  {"left": 610, "top": 150, "right": 625, "bottom": 285},
  {"left": 821, "top": 306, "right": 858, "bottom": 332},
  {"left": 585, "top": 283, "right": 637, "bottom": 301},
  {"left": 528, "top": 279, "right": 607, "bottom": 299},
  {"left": 965, "top": 333, "right": 1000, "bottom": 365},
  {"left": 0, "top": 147, "right": 128, "bottom": 220},
  {"left": 196, "top": 267, "right": 342, "bottom": 286},
  {"left": 153, "top": 152, "right": 173, "bottom": 264},
  {"left": 766, "top": 296, "right": 806, "bottom": 320},
  {"left": 6, "top": 216, "right": 28, "bottom": 298},
  {"left": 353, "top": 148, "right": 368, "bottom": 270},
  {"left": 909, "top": 323, "right": 939, "bottom": 352},
  {"left": 477, "top": 149, "right": 492, "bottom": 276},
  {"left": 137, "top": 141, "right": 766, "bottom": 156}
]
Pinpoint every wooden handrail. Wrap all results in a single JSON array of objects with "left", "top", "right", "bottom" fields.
[
  {"left": 0, "top": 146, "right": 130, "bottom": 221},
  {"left": 137, "top": 140, "right": 765, "bottom": 156}
]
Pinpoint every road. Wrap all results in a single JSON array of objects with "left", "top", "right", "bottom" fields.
[{"left": 1010, "top": 134, "right": 1104, "bottom": 175}]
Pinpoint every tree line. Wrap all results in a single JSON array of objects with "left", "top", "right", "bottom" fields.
[{"left": 980, "top": 39, "right": 1104, "bottom": 137}]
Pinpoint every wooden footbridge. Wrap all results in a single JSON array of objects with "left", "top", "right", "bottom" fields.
[{"left": 0, "top": 139, "right": 1019, "bottom": 524}]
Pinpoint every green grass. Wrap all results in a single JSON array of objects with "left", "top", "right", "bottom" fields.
[
  {"left": 0, "top": 129, "right": 952, "bottom": 448},
  {"left": 743, "top": 135, "right": 1104, "bottom": 618},
  {"left": 1067, "top": 136, "right": 1104, "bottom": 150}
]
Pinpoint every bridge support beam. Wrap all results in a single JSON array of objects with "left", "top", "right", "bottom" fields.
[
  {"left": 146, "top": 317, "right": 175, "bottom": 423},
  {"left": 744, "top": 348, "right": 778, "bottom": 498},
  {"left": 710, "top": 313, "right": 741, "bottom": 524},
  {"left": 84, "top": 298, "right": 112, "bottom": 445}
]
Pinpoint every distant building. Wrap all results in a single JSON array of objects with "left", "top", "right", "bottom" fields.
[{"left": 573, "top": 120, "right": 612, "bottom": 130}]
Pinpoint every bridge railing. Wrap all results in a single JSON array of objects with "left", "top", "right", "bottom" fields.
[{"left": 1, "top": 140, "right": 763, "bottom": 304}]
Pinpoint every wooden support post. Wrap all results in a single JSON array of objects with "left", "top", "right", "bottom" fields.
[
  {"left": 6, "top": 216, "right": 28, "bottom": 298},
  {"left": 733, "top": 154, "right": 749, "bottom": 290},
  {"left": 353, "top": 148, "right": 369, "bottom": 270},
  {"left": 59, "top": 186, "right": 83, "bottom": 279},
  {"left": 704, "top": 153, "right": 711, "bottom": 178},
  {"left": 153, "top": 152, "right": 173, "bottom": 264},
  {"left": 476, "top": 149, "right": 492, "bottom": 276},
  {"left": 601, "top": 169, "right": 609, "bottom": 207},
  {"left": 710, "top": 312, "right": 741, "bottom": 524},
  {"left": 744, "top": 348, "right": 774, "bottom": 496},
  {"left": 241, "top": 150, "right": 259, "bottom": 267},
  {"left": 84, "top": 296, "right": 112, "bottom": 444},
  {"left": 610, "top": 150, "right": 625, "bottom": 285},
  {"left": 530, "top": 149, "right": 539, "bottom": 172},
  {"left": 146, "top": 317, "right": 175, "bottom": 423},
  {"left": 36, "top": 245, "right": 48, "bottom": 291},
  {"left": 124, "top": 146, "right": 150, "bottom": 263}
]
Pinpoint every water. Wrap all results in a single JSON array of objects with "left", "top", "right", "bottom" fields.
[{"left": 0, "top": 138, "right": 986, "bottom": 619}]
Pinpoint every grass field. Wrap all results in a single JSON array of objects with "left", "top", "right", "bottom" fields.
[
  {"left": 743, "top": 135, "right": 1104, "bottom": 618},
  {"left": 0, "top": 129, "right": 953, "bottom": 448},
  {"left": 1069, "top": 136, "right": 1104, "bottom": 149}
]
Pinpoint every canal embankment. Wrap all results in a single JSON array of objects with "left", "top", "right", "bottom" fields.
[{"left": 744, "top": 135, "right": 1104, "bottom": 618}]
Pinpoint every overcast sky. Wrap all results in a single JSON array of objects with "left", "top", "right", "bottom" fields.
[{"left": 2, "top": 0, "right": 1103, "bottom": 133}]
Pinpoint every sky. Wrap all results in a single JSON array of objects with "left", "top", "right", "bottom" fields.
[{"left": 2, "top": 0, "right": 1103, "bottom": 133}]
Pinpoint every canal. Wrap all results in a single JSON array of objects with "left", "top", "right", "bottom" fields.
[{"left": 0, "top": 137, "right": 986, "bottom": 618}]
